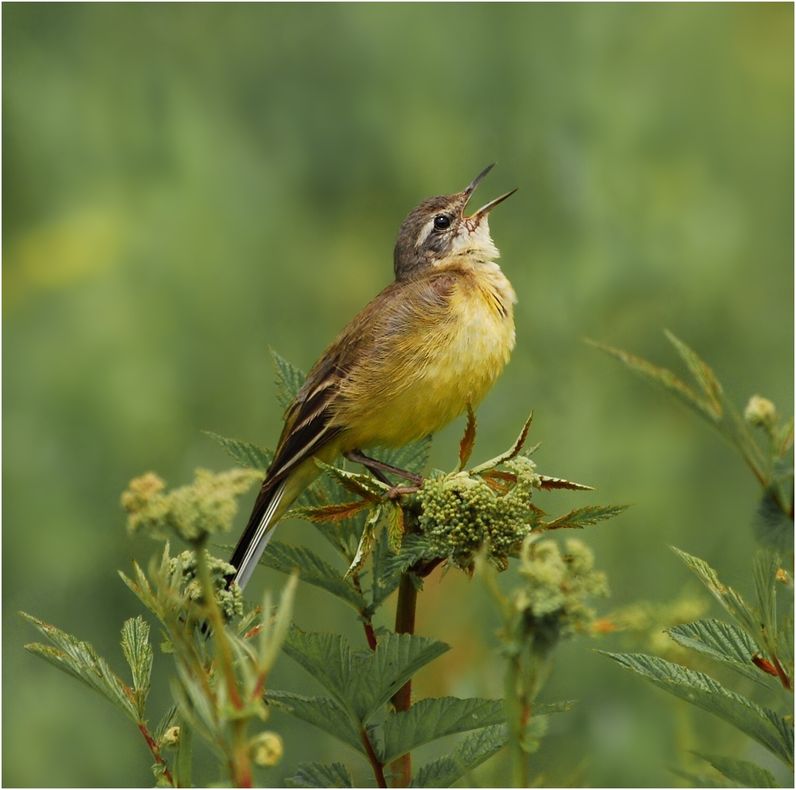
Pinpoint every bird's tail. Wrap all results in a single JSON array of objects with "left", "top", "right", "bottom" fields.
[{"left": 229, "top": 480, "right": 288, "bottom": 590}]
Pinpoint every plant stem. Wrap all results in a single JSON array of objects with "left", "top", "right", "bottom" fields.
[
  {"left": 175, "top": 718, "right": 193, "bottom": 788},
  {"left": 194, "top": 540, "right": 252, "bottom": 787},
  {"left": 504, "top": 653, "right": 529, "bottom": 788},
  {"left": 195, "top": 541, "right": 243, "bottom": 709},
  {"left": 361, "top": 727, "right": 388, "bottom": 788},
  {"left": 137, "top": 722, "right": 175, "bottom": 787},
  {"left": 389, "top": 570, "right": 418, "bottom": 787},
  {"left": 351, "top": 573, "right": 378, "bottom": 650}
]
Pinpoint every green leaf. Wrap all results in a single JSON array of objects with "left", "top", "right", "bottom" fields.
[
  {"left": 542, "top": 504, "right": 628, "bottom": 531},
  {"left": 283, "top": 628, "right": 449, "bottom": 721},
  {"left": 470, "top": 412, "right": 533, "bottom": 474},
  {"left": 21, "top": 612, "right": 138, "bottom": 721},
  {"left": 412, "top": 723, "right": 508, "bottom": 787},
  {"left": 373, "top": 533, "right": 437, "bottom": 606},
  {"left": 753, "top": 551, "right": 780, "bottom": 656},
  {"left": 359, "top": 632, "right": 449, "bottom": 720},
  {"left": 154, "top": 705, "right": 178, "bottom": 743},
  {"left": 384, "top": 503, "right": 405, "bottom": 553},
  {"left": 370, "top": 436, "right": 432, "bottom": 476},
  {"left": 203, "top": 430, "right": 273, "bottom": 470},
  {"left": 346, "top": 507, "right": 381, "bottom": 579},
  {"left": 664, "top": 330, "right": 724, "bottom": 418},
  {"left": 285, "top": 762, "right": 354, "bottom": 788},
  {"left": 668, "top": 768, "right": 726, "bottom": 788},
  {"left": 267, "top": 690, "right": 364, "bottom": 755},
  {"left": 694, "top": 752, "right": 779, "bottom": 788},
  {"left": 379, "top": 697, "right": 505, "bottom": 764},
  {"left": 259, "top": 542, "right": 367, "bottom": 612},
  {"left": 666, "top": 619, "right": 773, "bottom": 686},
  {"left": 271, "top": 349, "right": 306, "bottom": 408},
  {"left": 671, "top": 547, "right": 762, "bottom": 643},
  {"left": 587, "top": 338, "right": 716, "bottom": 422},
  {"left": 120, "top": 616, "right": 153, "bottom": 719},
  {"left": 603, "top": 651, "right": 793, "bottom": 765}
]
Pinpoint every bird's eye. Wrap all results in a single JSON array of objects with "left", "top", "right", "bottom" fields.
[{"left": 433, "top": 214, "right": 451, "bottom": 230}]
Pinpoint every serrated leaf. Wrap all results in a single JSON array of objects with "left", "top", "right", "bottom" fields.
[
  {"left": 22, "top": 612, "right": 137, "bottom": 721},
  {"left": 667, "top": 619, "right": 774, "bottom": 686},
  {"left": 346, "top": 507, "right": 381, "bottom": 579},
  {"left": 259, "top": 542, "right": 367, "bottom": 611},
  {"left": 385, "top": 504, "right": 405, "bottom": 552},
  {"left": 375, "top": 534, "right": 437, "bottom": 594},
  {"left": 154, "top": 705, "right": 178, "bottom": 743},
  {"left": 370, "top": 436, "right": 432, "bottom": 476},
  {"left": 543, "top": 504, "right": 628, "bottom": 531},
  {"left": 671, "top": 547, "right": 762, "bottom": 644},
  {"left": 285, "top": 761, "right": 354, "bottom": 788},
  {"left": 270, "top": 349, "right": 306, "bottom": 408},
  {"left": 120, "top": 616, "right": 153, "bottom": 719},
  {"left": 470, "top": 413, "right": 533, "bottom": 474},
  {"left": 458, "top": 406, "right": 477, "bottom": 470},
  {"left": 358, "top": 633, "right": 449, "bottom": 720},
  {"left": 372, "top": 531, "right": 435, "bottom": 610},
  {"left": 664, "top": 330, "right": 724, "bottom": 418},
  {"left": 753, "top": 552, "right": 779, "bottom": 654},
  {"left": 587, "top": 338, "right": 715, "bottom": 421},
  {"left": 290, "top": 500, "right": 373, "bottom": 524},
  {"left": 379, "top": 697, "right": 505, "bottom": 764},
  {"left": 203, "top": 430, "right": 273, "bottom": 470},
  {"left": 283, "top": 628, "right": 449, "bottom": 722},
  {"left": 668, "top": 767, "right": 726, "bottom": 788},
  {"left": 537, "top": 475, "right": 594, "bottom": 491},
  {"left": 694, "top": 752, "right": 779, "bottom": 788},
  {"left": 412, "top": 723, "right": 508, "bottom": 787},
  {"left": 267, "top": 690, "right": 364, "bottom": 755},
  {"left": 603, "top": 651, "right": 793, "bottom": 765}
]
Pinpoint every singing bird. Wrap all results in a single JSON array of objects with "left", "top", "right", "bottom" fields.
[{"left": 230, "top": 165, "right": 517, "bottom": 589}]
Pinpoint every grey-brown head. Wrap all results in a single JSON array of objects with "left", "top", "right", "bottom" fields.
[{"left": 393, "top": 164, "right": 516, "bottom": 281}]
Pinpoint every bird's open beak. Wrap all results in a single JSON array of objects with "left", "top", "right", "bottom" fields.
[{"left": 462, "top": 164, "right": 517, "bottom": 219}]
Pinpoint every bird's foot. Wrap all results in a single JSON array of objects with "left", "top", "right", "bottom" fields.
[
  {"left": 345, "top": 450, "right": 424, "bottom": 486},
  {"left": 387, "top": 484, "right": 420, "bottom": 501}
]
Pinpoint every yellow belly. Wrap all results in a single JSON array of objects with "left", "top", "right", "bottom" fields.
[{"left": 340, "top": 267, "right": 516, "bottom": 448}]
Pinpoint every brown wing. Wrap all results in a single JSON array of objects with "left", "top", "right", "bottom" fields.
[{"left": 250, "top": 270, "right": 458, "bottom": 502}]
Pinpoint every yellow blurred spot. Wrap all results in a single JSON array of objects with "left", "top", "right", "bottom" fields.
[{"left": 4, "top": 205, "right": 124, "bottom": 307}]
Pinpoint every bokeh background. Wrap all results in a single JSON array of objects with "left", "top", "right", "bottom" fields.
[{"left": 4, "top": 3, "right": 793, "bottom": 787}]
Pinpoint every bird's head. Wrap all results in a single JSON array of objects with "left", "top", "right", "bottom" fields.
[{"left": 393, "top": 164, "right": 516, "bottom": 281}]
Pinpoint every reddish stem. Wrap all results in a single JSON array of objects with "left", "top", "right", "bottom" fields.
[
  {"left": 137, "top": 723, "right": 175, "bottom": 787},
  {"left": 361, "top": 727, "right": 387, "bottom": 788}
]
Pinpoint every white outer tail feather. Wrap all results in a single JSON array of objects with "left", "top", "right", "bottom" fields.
[{"left": 232, "top": 481, "right": 287, "bottom": 590}]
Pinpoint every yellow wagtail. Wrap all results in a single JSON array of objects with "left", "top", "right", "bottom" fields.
[{"left": 230, "top": 165, "right": 517, "bottom": 588}]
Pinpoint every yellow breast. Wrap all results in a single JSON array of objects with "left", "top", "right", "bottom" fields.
[{"left": 341, "top": 262, "right": 517, "bottom": 448}]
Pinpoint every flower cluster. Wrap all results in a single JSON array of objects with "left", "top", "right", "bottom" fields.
[
  {"left": 168, "top": 549, "right": 244, "bottom": 622},
  {"left": 416, "top": 456, "right": 541, "bottom": 570},
  {"left": 121, "top": 468, "right": 262, "bottom": 542},
  {"left": 512, "top": 536, "right": 608, "bottom": 647}
]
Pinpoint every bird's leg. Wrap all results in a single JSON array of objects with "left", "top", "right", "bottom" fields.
[{"left": 345, "top": 450, "right": 423, "bottom": 486}]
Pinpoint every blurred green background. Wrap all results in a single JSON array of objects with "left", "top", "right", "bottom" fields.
[{"left": 3, "top": 3, "right": 792, "bottom": 787}]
